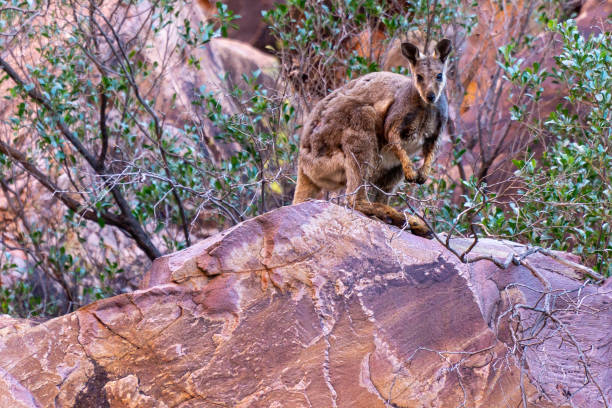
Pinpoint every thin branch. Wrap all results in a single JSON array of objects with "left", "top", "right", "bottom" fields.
[
  {"left": 92, "top": 7, "right": 191, "bottom": 246},
  {"left": 0, "top": 139, "right": 113, "bottom": 224},
  {"left": 0, "top": 56, "right": 98, "bottom": 166},
  {"left": 423, "top": 0, "right": 439, "bottom": 54},
  {"left": 97, "top": 88, "right": 109, "bottom": 169},
  {"left": 534, "top": 248, "right": 605, "bottom": 281},
  {"left": 0, "top": 55, "right": 161, "bottom": 259}
]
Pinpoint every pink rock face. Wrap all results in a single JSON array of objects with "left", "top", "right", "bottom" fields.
[{"left": 0, "top": 202, "right": 610, "bottom": 407}]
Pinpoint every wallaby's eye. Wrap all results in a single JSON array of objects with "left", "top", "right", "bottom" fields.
[
  {"left": 416, "top": 74, "right": 424, "bottom": 82},
  {"left": 436, "top": 73, "right": 443, "bottom": 82}
]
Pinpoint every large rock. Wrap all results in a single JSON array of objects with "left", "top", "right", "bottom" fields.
[{"left": 0, "top": 202, "right": 610, "bottom": 407}]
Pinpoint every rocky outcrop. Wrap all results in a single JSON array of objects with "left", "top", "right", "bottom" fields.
[{"left": 0, "top": 201, "right": 610, "bottom": 407}]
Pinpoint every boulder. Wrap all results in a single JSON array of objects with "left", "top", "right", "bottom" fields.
[{"left": 0, "top": 201, "right": 609, "bottom": 407}]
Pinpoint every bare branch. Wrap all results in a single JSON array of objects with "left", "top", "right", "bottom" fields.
[
  {"left": 97, "top": 88, "right": 109, "bottom": 170},
  {"left": 0, "top": 55, "right": 161, "bottom": 259}
]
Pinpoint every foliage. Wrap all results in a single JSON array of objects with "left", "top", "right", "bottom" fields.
[
  {"left": 263, "top": 0, "right": 478, "bottom": 108},
  {"left": 424, "top": 19, "right": 611, "bottom": 276},
  {"left": 194, "top": 72, "right": 299, "bottom": 219},
  {"left": 0, "top": 0, "right": 297, "bottom": 316},
  {"left": 500, "top": 20, "right": 611, "bottom": 275}
]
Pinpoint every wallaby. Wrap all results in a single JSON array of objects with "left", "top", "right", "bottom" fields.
[{"left": 292, "top": 39, "right": 452, "bottom": 236}]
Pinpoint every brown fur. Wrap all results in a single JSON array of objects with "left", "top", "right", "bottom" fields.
[{"left": 293, "top": 39, "right": 451, "bottom": 236}]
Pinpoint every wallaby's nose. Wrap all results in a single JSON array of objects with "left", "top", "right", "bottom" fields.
[{"left": 427, "top": 92, "right": 436, "bottom": 102}]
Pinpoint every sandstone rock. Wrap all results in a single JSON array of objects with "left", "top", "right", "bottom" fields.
[
  {"left": 0, "top": 201, "right": 609, "bottom": 407},
  {"left": 0, "top": 315, "right": 37, "bottom": 335}
]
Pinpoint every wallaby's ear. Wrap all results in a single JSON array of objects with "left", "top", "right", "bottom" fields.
[
  {"left": 401, "top": 42, "right": 420, "bottom": 65},
  {"left": 434, "top": 39, "right": 452, "bottom": 63}
]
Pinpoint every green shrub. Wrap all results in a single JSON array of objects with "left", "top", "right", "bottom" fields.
[
  {"left": 0, "top": 0, "right": 299, "bottom": 316},
  {"left": 460, "top": 19, "right": 612, "bottom": 275}
]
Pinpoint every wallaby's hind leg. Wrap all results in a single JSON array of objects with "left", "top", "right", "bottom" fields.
[
  {"left": 372, "top": 165, "right": 403, "bottom": 204},
  {"left": 293, "top": 166, "right": 321, "bottom": 204},
  {"left": 343, "top": 140, "right": 406, "bottom": 228},
  {"left": 401, "top": 213, "right": 432, "bottom": 237},
  {"left": 346, "top": 156, "right": 431, "bottom": 237}
]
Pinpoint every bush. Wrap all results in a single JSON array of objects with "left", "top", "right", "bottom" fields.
[
  {"left": 443, "top": 19, "right": 611, "bottom": 276},
  {"left": 263, "top": 0, "right": 477, "bottom": 106},
  {"left": 503, "top": 20, "right": 611, "bottom": 275},
  {"left": 0, "top": 0, "right": 297, "bottom": 316}
]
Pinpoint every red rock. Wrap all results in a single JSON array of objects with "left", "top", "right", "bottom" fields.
[{"left": 0, "top": 202, "right": 609, "bottom": 407}]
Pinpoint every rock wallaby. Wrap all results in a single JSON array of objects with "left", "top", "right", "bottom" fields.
[{"left": 293, "top": 39, "right": 452, "bottom": 236}]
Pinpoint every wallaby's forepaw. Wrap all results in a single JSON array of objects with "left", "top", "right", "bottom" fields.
[
  {"left": 403, "top": 167, "right": 418, "bottom": 184},
  {"left": 405, "top": 171, "right": 427, "bottom": 185},
  {"left": 408, "top": 219, "right": 434, "bottom": 239},
  {"left": 415, "top": 170, "right": 428, "bottom": 185},
  {"left": 405, "top": 175, "right": 418, "bottom": 184}
]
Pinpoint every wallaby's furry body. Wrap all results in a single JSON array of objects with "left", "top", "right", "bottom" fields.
[{"left": 293, "top": 40, "right": 451, "bottom": 236}]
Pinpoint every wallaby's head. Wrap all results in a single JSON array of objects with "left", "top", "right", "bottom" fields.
[{"left": 401, "top": 39, "right": 452, "bottom": 105}]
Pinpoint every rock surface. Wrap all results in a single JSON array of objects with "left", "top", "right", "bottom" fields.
[{"left": 0, "top": 201, "right": 610, "bottom": 407}]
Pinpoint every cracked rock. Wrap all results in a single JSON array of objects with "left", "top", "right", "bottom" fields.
[{"left": 0, "top": 201, "right": 610, "bottom": 407}]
